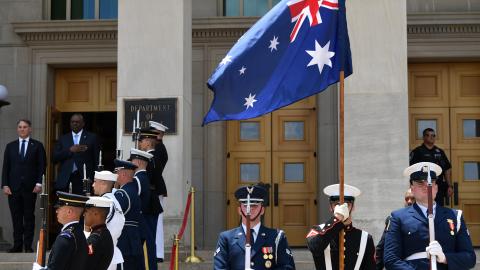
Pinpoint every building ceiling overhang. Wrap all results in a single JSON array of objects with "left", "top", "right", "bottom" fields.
[{"left": 11, "top": 13, "right": 480, "bottom": 58}]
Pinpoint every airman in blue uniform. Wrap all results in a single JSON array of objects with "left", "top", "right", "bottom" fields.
[
  {"left": 113, "top": 159, "right": 144, "bottom": 270},
  {"left": 213, "top": 185, "right": 295, "bottom": 270},
  {"left": 384, "top": 162, "right": 476, "bottom": 270}
]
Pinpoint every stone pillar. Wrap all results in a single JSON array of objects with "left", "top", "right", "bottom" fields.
[
  {"left": 345, "top": 0, "right": 409, "bottom": 240},
  {"left": 117, "top": 0, "right": 192, "bottom": 247}
]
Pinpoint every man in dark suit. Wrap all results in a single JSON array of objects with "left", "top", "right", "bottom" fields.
[
  {"left": 2, "top": 119, "right": 46, "bottom": 253},
  {"left": 214, "top": 185, "right": 295, "bottom": 270},
  {"left": 53, "top": 113, "right": 100, "bottom": 194},
  {"left": 384, "top": 162, "right": 476, "bottom": 270}
]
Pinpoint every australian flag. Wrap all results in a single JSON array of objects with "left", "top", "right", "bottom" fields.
[{"left": 203, "top": 0, "right": 352, "bottom": 125}]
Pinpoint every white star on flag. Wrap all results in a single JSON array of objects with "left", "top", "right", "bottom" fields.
[
  {"left": 239, "top": 66, "right": 246, "bottom": 75},
  {"left": 244, "top": 93, "right": 257, "bottom": 109},
  {"left": 220, "top": 55, "right": 232, "bottom": 66},
  {"left": 306, "top": 40, "right": 335, "bottom": 74},
  {"left": 269, "top": 36, "right": 280, "bottom": 52}
]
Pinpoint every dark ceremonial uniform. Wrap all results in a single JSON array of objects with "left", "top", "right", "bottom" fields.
[
  {"left": 410, "top": 144, "right": 451, "bottom": 206},
  {"left": 86, "top": 224, "right": 114, "bottom": 270},
  {"left": 47, "top": 222, "right": 88, "bottom": 270},
  {"left": 134, "top": 169, "right": 157, "bottom": 270},
  {"left": 152, "top": 141, "right": 168, "bottom": 197},
  {"left": 306, "top": 217, "right": 375, "bottom": 270},
  {"left": 134, "top": 170, "right": 151, "bottom": 213},
  {"left": 214, "top": 225, "right": 295, "bottom": 270},
  {"left": 384, "top": 203, "right": 476, "bottom": 270},
  {"left": 115, "top": 181, "right": 144, "bottom": 270}
]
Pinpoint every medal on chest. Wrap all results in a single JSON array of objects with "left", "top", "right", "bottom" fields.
[
  {"left": 262, "top": 247, "right": 273, "bottom": 268},
  {"left": 447, "top": 219, "right": 455, "bottom": 236}
]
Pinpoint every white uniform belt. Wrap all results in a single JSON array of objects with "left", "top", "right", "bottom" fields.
[{"left": 405, "top": 252, "right": 428, "bottom": 260}]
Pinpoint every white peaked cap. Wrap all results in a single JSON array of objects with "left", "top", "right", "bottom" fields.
[
  {"left": 86, "top": 196, "right": 113, "bottom": 208},
  {"left": 323, "top": 184, "right": 361, "bottom": 198},
  {"left": 149, "top": 121, "right": 168, "bottom": 132},
  {"left": 94, "top": 170, "right": 118, "bottom": 182},
  {"left": 130, "top": 148, "right": 153, "bottom": 158},
  {"left": 403, "top": 162, "right": 442, "bottom": 177}
]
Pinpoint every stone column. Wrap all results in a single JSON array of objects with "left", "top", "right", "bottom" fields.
[
  {"left": 117, "top": 0, "right": 192, "bottom": 247},
  {"left": 344, "top": 0, "right": 409, "bottom": 240}
]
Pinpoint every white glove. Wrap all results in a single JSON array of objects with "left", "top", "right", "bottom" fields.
[
  {"left": 32, "top": 262, "right": 44, "bottom": 270},
  {"left": 334, "top": 203, "right": 349, "bottom": 221},
  {"left": 426, "top": 240, "right": 446, "bottom": 263}
]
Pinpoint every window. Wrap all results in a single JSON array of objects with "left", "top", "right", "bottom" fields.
[
  {"left": 51, "top": 0, "right": 118, "bottom": 20},
  {"left": 224, "top": 0, "right": 282, "bottom": 16}
]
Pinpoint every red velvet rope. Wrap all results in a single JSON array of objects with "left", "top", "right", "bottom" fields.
[{"left": 169, "top": 192, "right": 193, "bottom": 270}]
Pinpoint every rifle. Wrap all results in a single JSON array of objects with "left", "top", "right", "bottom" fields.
[
  {"left": 35, "top": 175, "right": 48, "bottom": 266},
  {"left": 244, "top": 187, "right": 253, "bottom": 270},
  {"left": 424, "top": 165, "right": 437, "bottom": 270}
]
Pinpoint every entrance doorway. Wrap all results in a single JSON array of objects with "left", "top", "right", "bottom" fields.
[
  {"left": 408, "top": 62, "right": 480, "bottom": 246},
  {"left": 45, "top": 68, "right": 117, "bottom": 246},
  {"left": 226, "top": 96, "right": 317, "bottom": 246}
]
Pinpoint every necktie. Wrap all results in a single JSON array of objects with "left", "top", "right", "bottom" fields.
[
  {"left": 20, "top": 139, "right": 26, "bottom": 158},
  {"left": 250, "top": 229, "right": 256, "bottom": 244},
  {"left": 72, "top": 134, "right": 79, "bottom": 172}
]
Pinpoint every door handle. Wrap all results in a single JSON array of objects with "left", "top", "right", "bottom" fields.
[
  {"left": 453, "top": 182, "right": 458, "bottom": 206},
  {"left": 274, "top": 184, "right": 279, "bottom": 207}
]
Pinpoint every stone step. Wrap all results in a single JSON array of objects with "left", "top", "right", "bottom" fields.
[{"left": 0, "top": 249, "right": 478, "bottom": 270}]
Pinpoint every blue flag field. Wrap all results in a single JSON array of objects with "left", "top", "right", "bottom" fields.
[{"left": 203, "top": 0, "right": 352, "bottom": 125}]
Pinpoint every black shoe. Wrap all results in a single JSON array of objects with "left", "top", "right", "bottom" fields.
[
  {"left": 7, "top": 247, "right": 22, "bottom": 253},
  {"left": 24, "top": 247, "right": 34, "bottom": 253}
]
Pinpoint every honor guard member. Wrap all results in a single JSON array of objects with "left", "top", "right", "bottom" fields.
[
  {"left": 140, "top": 121, "right": 168, "bottom": 262},
  {"left": 84, "top": 196, "right": 114, "bottom": 270},
  {"left": 375, "top": 189, "right": 415, "bottom": 270},
  {"left": 306, "top": 184, "right": 375, "bottom": 270},
  {"left": 33, "top": 191, "right": 89, "bottom": 270},
  {"left": 384, "top": 162, "right": 476, "bottom": 270},
  {"left": 213, "top": 185, "right": 295, "bottom": 270},
  {"left": 92, "top": 170, "right": 125, "bottom": 270},
  {"left": 130, "top": 148, "right": 158, "bottom": 270},
  {"left": 114, "top": 159, "right": 144, "bottom": 270}
]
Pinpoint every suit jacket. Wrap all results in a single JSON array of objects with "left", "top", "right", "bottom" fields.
[
  {"left": 2, "top": 138, "right": 46, "bottom": 192},
  {"left": 53, "top": 130, "right": 99, "bottom": 190},
  {"left": 384, "top": 203, "right": 476, "bottom": 270},
  {"left": 214, "top": 225, "right": 295, "bottom": 270}
]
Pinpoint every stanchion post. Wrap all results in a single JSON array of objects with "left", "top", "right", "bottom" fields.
[
  {"left": 185, "top": 186, "right": 204, "bottom": 263},
  {"left": 174, "top": 234, "right": 180, "bottom": 270}
]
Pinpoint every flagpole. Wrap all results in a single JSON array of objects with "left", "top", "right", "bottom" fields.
[{"left": 338, "top": 70, "right": 345, "bottom": 270}]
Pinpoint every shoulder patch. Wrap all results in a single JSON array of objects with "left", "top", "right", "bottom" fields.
[{"left": 59, "top": 231, "right": 74, "bottom": 239}]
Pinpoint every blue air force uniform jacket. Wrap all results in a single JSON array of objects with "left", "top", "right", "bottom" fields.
[
  {"left": 306, "top": 217, "right": 376, "bottom": 270},
  {"left": 114, "top": 181, "right": 143, "bottom": 258},
  {"left": 213, "top": 225, "right": 295, "bottom": 270},
  {"left": 384, "top": 203, "right": 476, "bottom": 270}
]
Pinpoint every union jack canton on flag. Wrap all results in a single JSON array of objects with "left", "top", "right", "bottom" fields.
[{"left": 203, "top": 0, "right": 352, "bottom": 125}]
